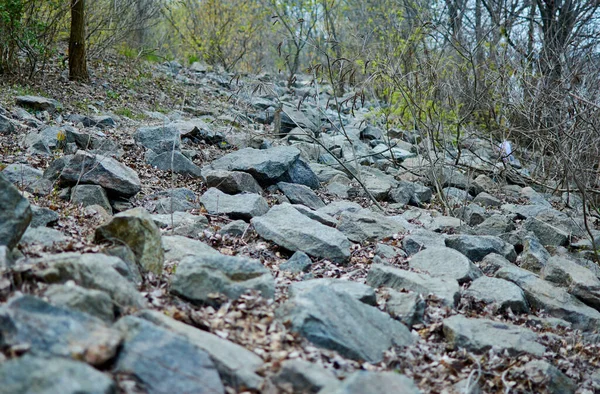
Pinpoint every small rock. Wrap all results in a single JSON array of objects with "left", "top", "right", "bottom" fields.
[
  {"left": 383, "top": 288, "right": 426, "bottom": 328},
  {"left": 337, "top": 209, "right": 405, "bottom": 243},
  {"left": 201, "top": 169, "right": 263, "bottom": 195},
  {"left": 200, "top": 188, "right": 269, "bottom": 221},
  {"left": 71, "top": 184, "right": 112, "bottom": 213},
  {"left": 278, "top": 182, "right": 324, "bottom": 210},
  {"left": 409, "top": 246, "right": 481, "bottom": 284},
  {"left": 464, "top": 276, "right": 529, "bottom": 313},
  {"left": 272, "top": 359, "right": 337, "bottom": 394},
  {"left": 445, "top": 234, "right": 516, "bottom": 262},
  {"left": 280, "top": 251, "right": 313, "bottom": 273},
  {"left": 0, "top": 172, "right": 32, "bottom": 249},
  {"left": 218, "top": 220, "right": 250, "bottom": 237}
]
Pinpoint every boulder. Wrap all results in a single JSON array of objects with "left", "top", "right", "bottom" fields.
[
  {"left": 134, "top": 125, "right": 180, "bottom": 154},
  {"left": 278, "top": 182, "right": 324, "bottom": 210},
  {"left": 201, "top": 169, "right": 263, "bottom": 195},
  {"left": 0, "top": 172, "right": 32, "bottom": 249},
  {"left": 464, "top": 276, "right": 529, "bottom": 313},
  {"left": 541, "top": 256, "right": 600, "bottom": 310},
  {"left": 200, "top": 188, "right": 269, "bottom": 221},
  {"left": 252, "top": 204, "right": 351, "bottom": 264},
  {"left": 148, "top": 151, "right": 203, "bottom": 177},
  {"left": 71, "top": 184, "right": 112, "bottom": 213},
  {"left": 16, "top": 95, "right": 61, "bottom": 113},
  {"left": 95, "top": 207, "right": 164, "bottom": 275},
  {"left": 409, "top": 246, "right": 482, "bottom": 284}
]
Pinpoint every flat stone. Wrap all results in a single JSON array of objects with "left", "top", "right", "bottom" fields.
[
  {"left": 445, "top": 234, "right": 516, "bottom": 262},
  {"left": 496, "top": 264, "right": 600, "bottom": 331},
  {"left": 464, "top": 276, "right": 529, "bottom": 313},
  {"left": 201, "top": 169, "right": 263, "bottom": 195},
  {"left": 114, "top": 316, "right": 224, "bottom": 394},
  {"left": 252, "top": 204, "right": 351, "bottom": 264},
  {"left": 0, "top": 172, "right": 32, "bottom": 249},
  {"left": 138, "top": 310, "right": 264, "bottom": 391},
  {"left": 409, "top": 246, "right": 481, "bottom": 284},
  {"left": 170, "top": 253, "right": 275, "bottom": 305},
  {"left": 279, "top": 283, "right": 414, "bottom": 363},
  {"left": 45, "top": 282, "right": 115, "bottom": 322},
  {"left": 278, "top": 182, "right": 324, "bottom": 210},
  {"left": 366, "top": 264, "right": 460, "bottom": 306},
  {"left": 318, "top": 371, "right": 421, "bottom": 394},
  {"left": 337, "top": 209, "right": 405, "bottom": 243},
  {"left": 443, "top": 315, "right": 545, "bottom": 356},
  {"left": 95, "top": 207, "right": 164, "bottom": 275},
  {"left": 0, "top": 355, "right": 116, "bottom": 394},
  {"left": 200, "top": 188, "right": 269, "bottom": 220},
  {"left": 0, "top": 295, "right": 121, "bottom": 365},
  {"left": 16, "top": 95, "right": 61, "bottom": 113},
  {"left": 59, "top": 151, "right": 141, "bottom": 197},
  {"left": 290, "top": 278, "right": 376, "bottom": 306}
]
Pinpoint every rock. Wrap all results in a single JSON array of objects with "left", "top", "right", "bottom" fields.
[
  {"left": 309, "top": 163, "right": 346, "bottom": 183},
  {"left": 520, "top": 235, "right": 551, "bottom": 273},
  {"left": 71, "top": 184, "right": 112, "bottom": 213},
  {"left": 318, "top": 371, "right": 421, "bottom": 394},
  {"left": 24, "top": 126, "right": 70, "bottom": 155},
  {"left": 541, "top": 256, "right": 600, "bottom": 310},
  {"left": 209, "top": 146, "right": 300, "bottom": 184},
  {"left": 20, "top": 227, "right": 68, "bottom": 247},
  {"left": 456, "top": 204, "right": 486, "bottom": 226},
  {"left": 316, "top": 201, "right": 362, "bottom": 217},
  {"left": 280, "top": 251, "right": 313, "bottom": 273},
  {"left": 425, "top": 216, "right": 463, "bottom": 233},
  {"left": 59, "top": 151, "right": 141, "bottom": 197},
  {"left": 0, "top": 173, "right": 32, "bottom": 249},
  {"left": 337, "top": 209, "right": 405, "bottom": 243},
  {"left": 443, "top": 315, "right": 545, "bottom": 356},
  {"left": 148, "top": 151, "right": 203, "bottom": 177},
  {"left": 252, "top": 204, "right": 351, "bottom": 264},
  {"left": 471, "top": 174, "right": 497, "bottom": 195},
  {"left": 32, "top": 253, "right": 146, "bottom": 311},
  {"left": 2, "top": 163, "right": 43, "bottom": 193},
  {"left": 149, "top": 187, "right": 199, "bottom": 214},
  {"left": 201, "top": 169, "right": 263, "bottom": 195},
  {"left": 443, "top": 187, "right": 472, "bottom": 202},
  {"left": 473, "top": 192, "right": 502, "bottom": 207},
  {"left": 279, "top": 283, "right": 414, "bottom": 363},
  {"left": 95, "top": 207, "right": 164, "bottom": 275},
  {"left": 29, "top": 205, "right": 59, "bottom": 228},
  {"left": 218, "top": 220, "right": 249, "bottom": 237},
  {"left": 292, "top": 204, "right": 338, "bottom": 227},
  {"left": 524, "top": 216, "right": 570, "bottom": 246},
  {"left": 389, "top": 181, "right": 432, "bottom": 205},
  {"left": 470, "top": 214, "right": 515, "bottom": 236},
  {"left": 278, "top": 182, "right": 324, "bottom": 210},
  {"left": 374, "top": 243, "right": 405, "bottom": 259},
  {"left": 138, "top": 310, "right": 264, "bottom": 390},
  {"left": 16, "top": 95, "right": 61, "bottom": 113},
  {"left": 290, "top": 278, "right": 377, "bottom": 306},
  {"left": 103, "top": 245, "right": 143, "bottom": 285},
  {"left": 496, "top": 264, "right": 600, "bottom": 331},
  {"left": 0, "top": 114, "right": 15, "bottom": 134},
  {"left": 445, "top": 234, "right": 516, "bottom": 262},
  {"left": 383, "top": 288, "right": 426, "bottom": 328},
  {"left": 409, "top": 246, "right": 481, "bottom": 284},
  {"left": 280, "top": 104, "right": 317, "bottom": 132},
  {"left": 151, "top": 211, "right": 208, "bottom": 233},
  {"left": 45, "top": 282, "right": 115, "bottom": 322},
  {"left": 277, "top": 157, "right": 321, "bottom": 189},
  {"left": 134, "top": 125, "right": 180, "bottom": 154},
  {"left": 200, "top": 188, "right": 269, "bottom": 220},
  {"left": 0, "top": 355, "right": 116, "bottom": 394},
  {"left": 171, "top": 253, "right": 275, "bottom": 305},
  {"left": 518, "top": 360, "right": 576, "bottom": 394},
  {"left": 464, "top": 276, "right": 529, "bottom": 313},
  {"left": 272, "top": 359, "right": 337, "bottom": 394},
  {"left": 440, "top": 167, "right": 470, "bottom": 190},
  {"left": 0, "top": 295, "right": 121, "bottom": 365},
  {"left": 360, "top": 166, "right": 398, "bottom": 200},
  {"left": 366, "top": 264, "right": 460, "bottom": 306},
  {"left": 162, "top": 235, "right": 218, "bottom": 261},
  {"left": 401, "top": 229, "right": 446, "bottom": 255},
  {"left": 114, "top": 316, "right": 224, "bottom": 394}
]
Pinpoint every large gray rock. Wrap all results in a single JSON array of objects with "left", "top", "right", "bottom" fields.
[
  {"left": 366, "top": 264, "right": 460, "bottom": 306},
  {"left": 443, "top": 315, "right": 545, "bottom": 356},
  {"left": 318, "top": 371, "right": 421, "bottom": 394},
  {"left": 0, "top": 295, "right": 121, "bottom": 365},
  {"left": 138, "top": 310, "right": 264, "bottom": 390},
  {"left": 200, "top": 187, "right": 269, "bottom": 221},
  {"left": 383, "top": 288, "right": 426, "bottom": 328},
  {"left": 148, "top": 187, "right": 199, "bottom": 214},
  {"left": 162, "top": 235, "right": 218, "bottom": 261},
  {"left": 0, "top": 113, "right": 14, "bottom": 135},
  {"left": 148, "top": 151, "right": 203, "bottom": 177},
  {"left": 0, "top": 173, "right": 32, "bottom": 249},
  {"left": 401, "top": 229, "right": 446, "bottom": 255},
  {"left": 520, "top": 235, "right": 551, "bottom": 273},
  {"left": 272, "top": 359, "right": 337, "bottom": 394},
  {"left": 337, "top": 210, "right": 406, "bottom": 243},
  {"left": 209, "top": 146, "right": 300, "bottom": 184},
  {"left": 252, "top": 204, "right": 351, "bottom": 264},
  {"left": 496, "top": 264, "right": 600, "bottom": 331},
  {"left": 201, "top": 169, "right": 263, "bottom": 195},
  {"left": 134, "top": 125, "right": 180, "bottom": 154},
  {"left": 45, "top": 283, "right": 115, "bottom": 323},
  {"left": 280, "top": 251, "right": 313, "bottom": 273},
  {"left": 2, "top": 163, "right": 43, "bottom": 193},
  {"left": 279, "top": 283, "right": 414, "bottom": 363},
  {"left": 518, "top": 360, "right": 576, "bottom": 394},
  {"left": 389, "top": 181, "right": 432, "bottom": 206},
  {"left": 32, "top": 252, "right": 147, "bottom": 311},
  {"left": 59, "top": 151, "right": 141, "bottom": 197},
  {"left": 95, "top": 207, "right": 164, "bottom": 275},
  {"left": 16, "top": 95, "right": 61, "bottom": 113},
  {"left": 20, "top": 226, "right": 68, "bottom": 247},
  {"left": 0, "top": 355, "right": 116, "bottom": 394},
  {"left": 290, "top": 278, "right": 376, "bottom": 306},
  {"left": 171, "top": 253, "right": 275, "bottom": 305},
  {"left": 114, "top": 316, "right": 224, "bottom": 394},
  {"left": 445, "top": 234, "right": 516, "bottom": 262},
  {"left": 524, "top": 216, "right": 570, "bottom": 246},
  {"left": 278, "top": 182, "right": 324, "bottom": 210},
  {"left": 71, "top": 184, "right": 112, "bottom": 213},
  {"left": 30, "top": 205, "right": 59, "bottom": 228},
  {"left": 464, "top": 276, "right": 529, "bottom": 313},
  {"left": 541, "top": 256, "right": 600, "bottom": 310},
  {"left": 409, "top": 246, "right": 481, "bottom": 284}
]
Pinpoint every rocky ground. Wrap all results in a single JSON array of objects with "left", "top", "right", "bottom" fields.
[{"left": 1, "top": 57, "right": 600, "bottom": 394}]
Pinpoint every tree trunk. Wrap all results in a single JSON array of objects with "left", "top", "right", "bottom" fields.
[{"left": 69, "top": 0, "right": 89, "bottom": 81}]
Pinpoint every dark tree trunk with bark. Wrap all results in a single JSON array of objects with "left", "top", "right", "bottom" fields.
[{"left": 69, "top": 0, "right": 88, "bottom": 81}]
